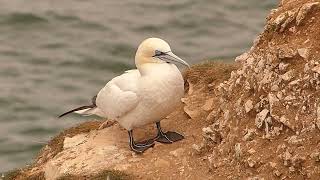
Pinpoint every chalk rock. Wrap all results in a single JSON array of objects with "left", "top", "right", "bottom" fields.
[
  {"left": 280, "top": 9, "right": 298, "bottom": 32},
  {"left": 247, "top": 158, "right": 256, "bottom": 168},
  {"left": 243, "top": 129, "right": 255, "bottom": 141},
  {"left": 44, "top": 125, "right": 131, "bottom": 180},
  {"left": 235, "top": 52, "right": 249, "bottom": 63},
  {"left": 244, "top": 100, "right": 254, "bottom": 113},
  {"left": 281, "top": 70, "right": 294, "bottom": 81},
  {"left": 297, "top": 48, "right": 309, "bottom": 59},
  {"left": 296, "top": 2, "right": 320, "bottom": 25},
  {"left": 235, "top": 143, "right": 242, "bottom": 160},
  {"left": 202, "top": 126, "right": 222, "bottom": 144},
  {"left": 202, "top": 98, "right": 214, "bottom": 111},
  {"left": 63, "top": 134, "right": 88, "bottom": 149},
  {"left": 272, "top": 13, "right": 287, "bottom": 31},
  {"left": 279, "top": 62, "right": 289, "bottom": 72},
  {"left": 255, "top": 109, "right": 269, "bottom": 128},
  {"left": 279, "top": 116, "right": 294, "bottom": 130}
]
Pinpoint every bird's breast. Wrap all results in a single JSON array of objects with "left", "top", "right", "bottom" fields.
[{"left": 139, "top": 64, "right": 184, "bottom": 113}]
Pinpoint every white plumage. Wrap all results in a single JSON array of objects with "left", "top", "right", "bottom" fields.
[
  {"left": 95, "top": 63, "right": 184, "bottom": 130},
  {"left": 60, "top": 38, "right": 189, "bottom": 153}
]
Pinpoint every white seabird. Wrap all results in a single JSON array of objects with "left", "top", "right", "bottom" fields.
[{"left": 59, "top": 38, "right": 189, "bottom": 153}]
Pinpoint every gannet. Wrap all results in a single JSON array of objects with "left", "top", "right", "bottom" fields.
[{"left": 59, "top": 38, "right": 189, "bottom": 153}]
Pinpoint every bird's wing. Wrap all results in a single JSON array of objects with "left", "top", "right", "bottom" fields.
[{"left": 96, "top": 70, "right": 140, "bottom": 119}]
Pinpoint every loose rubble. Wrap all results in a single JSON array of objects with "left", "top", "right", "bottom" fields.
[{"left": 195, "top": 0, "right": 320, "bottom": 179}]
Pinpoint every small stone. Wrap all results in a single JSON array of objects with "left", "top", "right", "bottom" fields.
[
  {"left": 281, "top": 70, "right": 294, "bottom": 81},
  {"left": 279, "top": 116, "right": 293, "bottom": 130},
  {"left": 247, "top": 158, "right": 256, "bottom": 168},
  {"left": 184, "top": 106, "right": 200, "bottom": 120},
  {"left": 255, "top": 109, "right": 269, "bottom": 128},
  {"left": 202, "top": 127, "right": 222, "bottom": 144},
  {"left": 243, "top": 129, "right": 255, "bottom": 141},
  {"left": 235, "top": 143, "right": 242, "bottom": 160},
  {"left": 268, "top": 93, "right": 279, "bottom": 107},
  {"left": 283, "top": 149, "right": 292, "bottom": 166},
  {"left": 202, "top": 98, "right": 214, "bottom": 111},
  {"left": 245, "top": 100, "right": 254, "bottom": 113},
  {"left": 272, "top": 13, "right": 287, "bottom": 31},
  {"left": 297, "top": 48, "right": 309, "bottom": 59},
  {"left": 279, "top": 62, "right": 289, "bottom": 71}
]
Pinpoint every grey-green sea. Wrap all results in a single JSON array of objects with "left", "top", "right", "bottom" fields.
[{"left": 0, "top": 0, "right": 277, "bottom": 172}]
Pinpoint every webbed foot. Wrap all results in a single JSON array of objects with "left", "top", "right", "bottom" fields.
[{"left": 154, "top": 122, "right": 184, "bottom": 144}]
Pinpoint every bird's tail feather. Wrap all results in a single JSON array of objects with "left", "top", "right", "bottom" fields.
[{"left": 58, "top": 105, "right": 95, "bottom": 118}]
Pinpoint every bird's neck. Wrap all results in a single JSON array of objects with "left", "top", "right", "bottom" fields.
[{"left": 137, "top": 63, "right": 177, "bottom": 76}]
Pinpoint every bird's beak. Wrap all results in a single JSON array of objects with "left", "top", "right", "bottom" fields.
[{"left": 159, "top": 51, "right": 190, "bottom": 68}]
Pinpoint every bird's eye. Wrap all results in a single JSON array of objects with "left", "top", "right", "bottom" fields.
[{"left": 153, "top": 50, "right": 165, "bottom": 57}]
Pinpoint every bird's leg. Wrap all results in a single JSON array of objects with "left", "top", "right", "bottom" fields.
[
  {"left": 135, "top": 138, "right": 155, "bottom": 147},
  {"left": 154, "top": 121, "right": 184, "bottom": 144},
  {"left": 128, "top": 130, "right": 154, "bottom": 154}
]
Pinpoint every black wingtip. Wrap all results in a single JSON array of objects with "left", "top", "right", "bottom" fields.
[{"left": 58, "top": 105, "right": 95, "bottom": 118}]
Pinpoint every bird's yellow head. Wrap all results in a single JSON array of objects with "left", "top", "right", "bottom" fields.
[{"left": 135, "top": 38, "right": 189, "bottom": 68}]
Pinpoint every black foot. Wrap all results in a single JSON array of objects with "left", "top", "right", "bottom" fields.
[
  {"left": 135, "top": 138, "right": 155, "bottom": 147},
  {"left": 128, "top": 130, "right": 154, "bottom": 154},
  {"left": 155, "top": 131, "right": 184, "bottom": 144},
  {"left": 130, "top": 143, "right": 154, "bottom": 154},
  {"left": 154, "top": 122, "right": 184, "bottom": 144}
]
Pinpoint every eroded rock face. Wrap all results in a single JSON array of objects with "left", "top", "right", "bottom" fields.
[
  {"left": 44, "top": 126, "right": 130, "bottom": 180},
  {"left": 199, "top": 0, "right": 320, "bottom": 178}
]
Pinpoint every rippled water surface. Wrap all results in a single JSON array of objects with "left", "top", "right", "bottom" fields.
[{"left": 0, "top": 0, "right": 277, "bottom": 172}]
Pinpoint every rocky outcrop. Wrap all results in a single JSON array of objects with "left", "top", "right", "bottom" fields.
[{"left": 198, "top": 0, "right": 320, "bottom": 179}]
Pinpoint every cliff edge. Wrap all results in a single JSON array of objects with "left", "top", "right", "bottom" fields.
[{"left": 3, "top": 0, "right": 320, "bottom": 179}]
